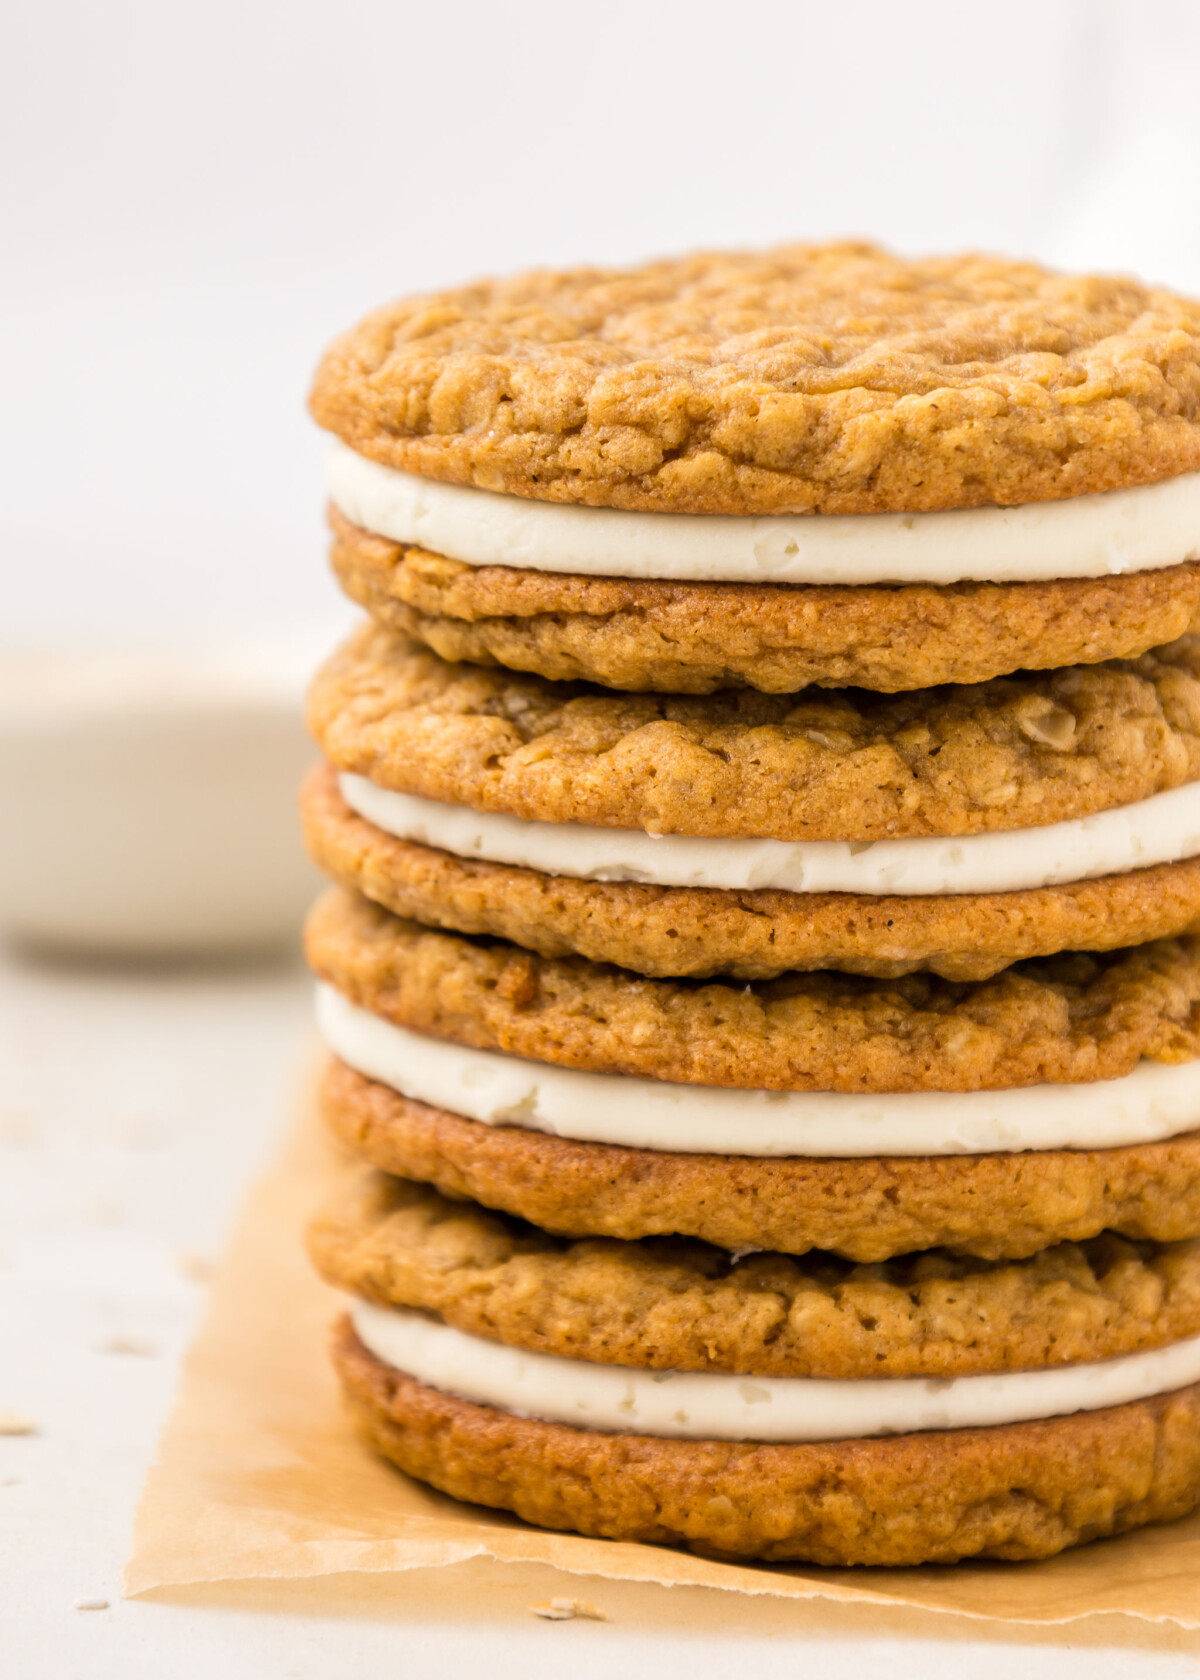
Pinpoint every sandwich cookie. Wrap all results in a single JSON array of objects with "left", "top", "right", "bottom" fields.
[
  {"left": 313, "top": 1175, "right": 1200, "bottom": 1564},
  {"left": 311, "top": 245, "right": 1200, "bottom": 692},
  {"left": 308, "top": 889, "right": 1200, "bottom": 1259},
  {"left": 303, "top": 627, "right": 1200, "bottom": 977}
]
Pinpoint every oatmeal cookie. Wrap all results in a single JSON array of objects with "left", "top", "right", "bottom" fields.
[
  {"left": 309, "top": 244, "right": 1200, "bottom": 516},
  {"left": 321, "top": 1060, "right": 1200, "bottom": 1262},
  {"left": 306, "top": 889, "right": 1200, "bottom": 1093},
  {"left": 331, "top": 507, "right": 1200, "bottom": 695},
  {"left": 301, "top": 764, "right": 1200, "bottom": 981},
  {"left": 335, "top": 1322, "right": 1200, "bottom": 1564},
  {"left": 308, "top": 624, "right": 1200, "bottom": 842},
  {"left": 311, "top": 1172, "right": 1200, "bottom": 1378}
]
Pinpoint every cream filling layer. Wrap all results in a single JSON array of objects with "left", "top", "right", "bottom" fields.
[
  {"left": 327, "top": 440, "right": 1200, "bottom": 585},
  {"left": 339, "top": 772, "right": 1200, "bottom": 897},
  {"left": 317, "top": 985, "right": 1200, "bottom": 1157},
  {"left": 349, "top": 1299, "right": 1200, "bottom": 1441}
]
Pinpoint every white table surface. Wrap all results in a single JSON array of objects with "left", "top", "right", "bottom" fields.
[{"left": 3, "top": 940, "right": 1199, "bottom": 1679}]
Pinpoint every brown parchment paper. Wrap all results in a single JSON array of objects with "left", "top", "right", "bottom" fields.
[{"left": 125, "top": 1073, "right": 1200, "bottom": 1629}]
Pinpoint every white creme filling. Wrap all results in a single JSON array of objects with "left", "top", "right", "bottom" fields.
[
  {"left": 327, "top": 440, "right": 1200, "bottom": 586},
  {"left": 339, "top": 772, "right": 1200, "bottom": 897},
  {"left": 349, "top": 1299, "right": 1200, "bottom": 1441},
  {"left": 317, "top": 985, "right": 1200, "bottom": 1156}
]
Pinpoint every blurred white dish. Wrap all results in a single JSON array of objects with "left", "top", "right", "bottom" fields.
[{"left": 0, "top": 641, "right": 322, "bottom": 956}]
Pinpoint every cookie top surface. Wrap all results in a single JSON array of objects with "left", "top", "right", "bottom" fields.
[
  {"left": 310, "top": 1172, "right": 1200, "bottom": 1379},
  {"left": 310, "top": 244, "right": 1200, "bottom": 515},
  {"left": 306, "top": 888, "right": 1200, "bottom": 1094},
  {"left": 308, "top": 623, "right": 1200, "bottom": 842}
]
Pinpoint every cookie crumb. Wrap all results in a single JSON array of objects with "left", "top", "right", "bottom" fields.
[
  {"left": 79, "top": 1193, "right": 125, "bottom": 1227},
  {"left": 531, "top": 1597, "right": 606, "bottom": 1621},
  {"left": 113, "top": 1114, "right": 160, "bottom": 1149},
  {"left": 93, "top": 1333, "right": 157, "bottom": 1357},
  {"left": 0, "top": 1412, "right": 37, "bottom": 1436},
  {"left": 0, "top": 1110, "right": 36, "bottom": 1145},
  {"left": 74, "top": 1597, "right": 109, "bottom": 1612},
  {"left": 176, "top": 1251, "right": 215, "bottom": 1283}
]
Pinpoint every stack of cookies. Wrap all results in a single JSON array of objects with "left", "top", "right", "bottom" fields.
[{"left": 299, "top": 245, "right": 1200, "bottom": 1567}]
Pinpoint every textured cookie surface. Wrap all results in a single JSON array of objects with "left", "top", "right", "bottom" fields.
[
  {"left": 309, "top": 244, "right": 1200, "bottom": 516},
  {"left": 306, "top": 889, "right": 1200, "bottom": 1093},
  {"left": 303, "top": 764, "right": 1200, "bottom": 981},
  {"left": 331, "top": 508, "right": 1200, "bottom": 695},
  {"left": 321, "top": 1061, "right": 1200, "bottom": 1262},
  {"left": 311, "top": 1172, "right": 1200, "bottom": 1378},
  {"left": 335, "top": 1323, "right": 1200, "bottom": 1565},
  {"left": 308, "top": 624, "right": 1200, "bottom": 842}
]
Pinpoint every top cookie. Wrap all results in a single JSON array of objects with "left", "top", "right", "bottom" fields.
[
  {"left": 309, "top": 624, "right": 1200, "bottom": 843},
  {"left": 310, "top": 243, "right": 1200, "bottom": 516}
]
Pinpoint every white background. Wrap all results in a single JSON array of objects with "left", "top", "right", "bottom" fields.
[
  {"left": 5, "top": 0, "right": 1200, "bottom": 650},
  {"left": 7, "top": 2, "right": 1200, "bottom": 1674}
]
